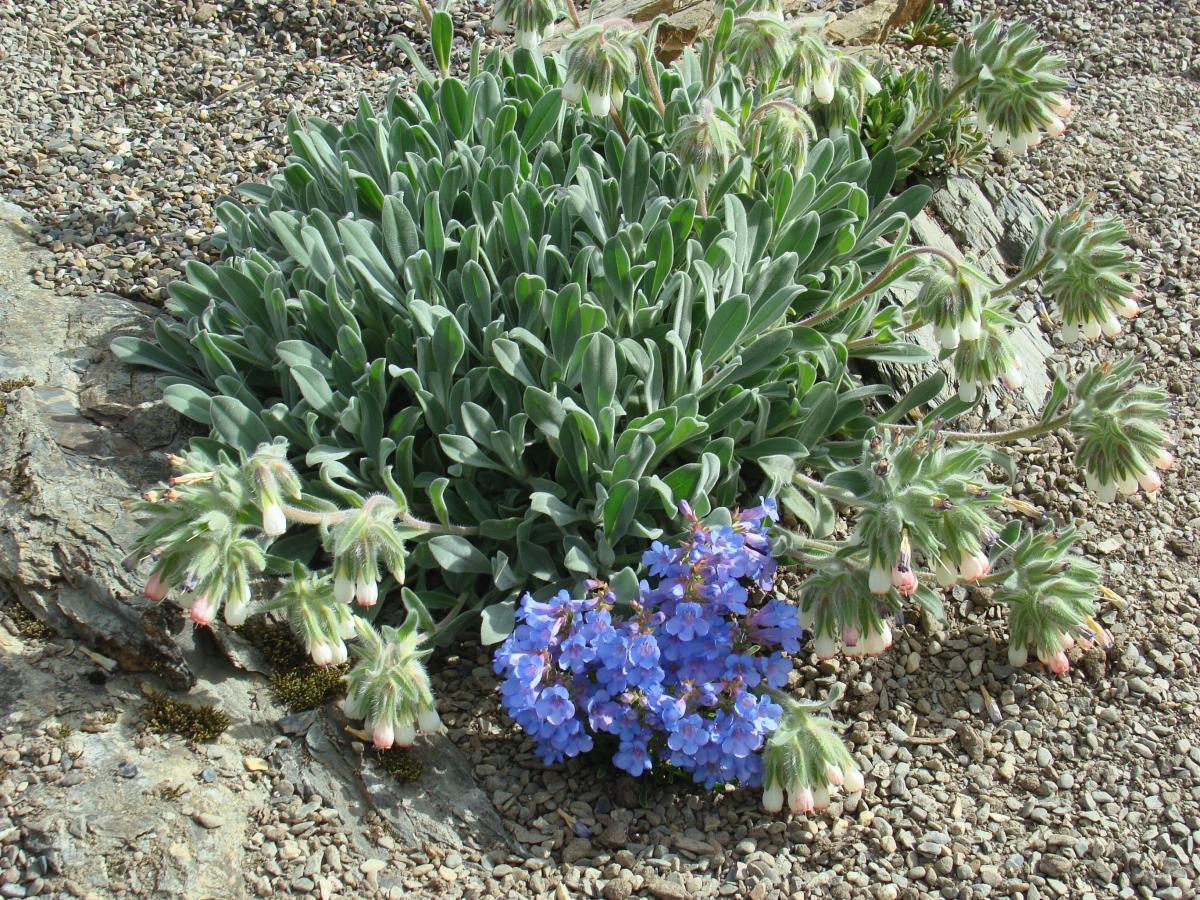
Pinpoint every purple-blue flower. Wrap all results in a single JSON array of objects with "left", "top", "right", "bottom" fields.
[{"left": 664, "top": 601, "right": 709, "bottom": 641}]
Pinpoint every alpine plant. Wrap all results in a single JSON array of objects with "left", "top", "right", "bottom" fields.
[{"left": 116, "top": 6, "right": 1173, "bottom": 814}]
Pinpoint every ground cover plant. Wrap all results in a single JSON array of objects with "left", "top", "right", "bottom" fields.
[{"left": 116, "top": 1, "right": 1172, "bottom": 812}]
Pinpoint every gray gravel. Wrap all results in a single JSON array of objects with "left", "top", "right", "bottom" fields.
[{"left": 3, "top": 0, "right": 1200, "bottom": 899}]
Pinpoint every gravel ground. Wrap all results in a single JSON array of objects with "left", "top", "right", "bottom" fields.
[{"left": 3, "top": 1, "right": 1200, "bottom": 898}]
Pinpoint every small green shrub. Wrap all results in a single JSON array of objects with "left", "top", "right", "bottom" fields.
[{"left": 143, "top": 690, "right": 231, "bottom": 742}]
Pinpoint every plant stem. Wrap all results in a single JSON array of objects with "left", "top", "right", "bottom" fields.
[
  {"left": 563, "top": 0, "right": 581, "bottom": 28},
  {"left": 639, "top": 42, "right": 667, "bottom": 115},
  {"left": 846, "top": 320, "right": 922, "bottom": 350},
  {"left": 895, "top": 75, "right": 976, "bottom": 150},
  {"left": 991, "top": 249, "right": 1051, "bottom": 297},
  {"left": 885, "top": 413, "right": 1071, "bottom": 443},
  {"left": 413, "top": 0, "right": 433, "bottom": 28},
  {"left": 794, "top": 472, "right": 861, "bottom": 506},
  {"left": 608, "top": 105, "right": 631, "bottom": 142},
  {"left": 798, "top": 246, "right": 962, "bottom": 329}
]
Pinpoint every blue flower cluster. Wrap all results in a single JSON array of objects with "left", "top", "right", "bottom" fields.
[{"left": 494, "top": 500, "right": 804, "bottom": 789}]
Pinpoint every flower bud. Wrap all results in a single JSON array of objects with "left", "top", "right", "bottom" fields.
[
  {"left": 1101, "top": 315, "right": 1121, "bottom": 339},
  {"left": 1096, "top": 481, "right": 1117, "bottom": 503},
  {"left": 812, "top": 783, "right": 830, "bottom": 809},
  {"left": 190, "top": 593, "right": 217, "bottom": 627},
  {"left": 1137, "top": 470, "right": 1162, "bottom": 493},
  {"left": 1117, "top": 474, "right": 1138, "bottom": 496},
  {"left": 935, "top": 324, "right": 961, "bottom": 351},
  {"left": 788, "top": 786, "right": 814, "bottom": 814},
  {"left": 825, "top": 763, "right": 844, "bottom": 786},
  {"left": 959, "top": 551, "right": 990, "bottom": 583},
  {"left": 330, "top": 641, "right": 349, "bottom": 666},
  {"left": 868, "top": 564, "right": 891, "bottom": 595},
  {"left": 1117, "top": 296, "right": 1141, "bottom": 319},
  {"left": 1081, "top": 320, "right": 1101, "bottom": 341},
  {"left": 1048, "top": 94, "right": 1073, "bottom": 117},
  {"left": 891, "top": 566, "right": 917, "bottom": 598},
  {"left": 334, "top": 574, "right": 354, "bottom": 604},
  {"left": 311, "top": 642, "right": 334, "bottom": 667},
  {"left": 843, "top": 767, "right": 864, "bottom": 793},
  {"left": 1008, "top": 644, "right": 1028, "bottom": 667},
  {"left": 395, "top": 720, "right": 417, "bottom": 747},
  {"left": 1038, "top": 646, "right": 1070, "bottom": 674},
  {"left": 862, "top": 629, "right": 885, "bottom": 656},
  {"left": 515, "top": 29, "right": 539, "bottom": 51},
  {"left": 958, "top": 380, "right": 979, "bottom": 403},
  {"left": 586, "top": 88, "right": 611, "bottom": 117},
  {"left": 418, "top": 707, "right": 445, "bottom": 734},
  {"left": 813, "top": 74, "right": 834, "bottom": 104},
  {"left": 1001, "top": 367, "right": 1025, "bottom": 391},
  {"left": 262, "top": 503, "right": 287, "bottom": 537},
  {"left": 1045, "top": 116, "right": 1066, "bottom": 138},
  {"left": 143, "top": 573, "right": 169, "bottom": 602},
  {"left": 372, "top": 723, "right": 395, "bottom": 749},
  {"left": 1152, "top": 450, "right": 1174, "bottom": 470},
  {"left": 934, "top": 557, "right": 958, "bottom": 588},
  {"left": 562, "top": 76, "right": 584, "bottom": 104},
  {"left": 762, "top": 783, "right": 784, "bottom": 813},
  {"left": 355, "top": 577, "right": 379, "bottom": 607},
  {"left": 959, "top": 315, "right": 982, "bottom": 342},
  {"left": 342, "top": 693, "right": 366, "bottom": 719},
  {"left": 224, "top": 596, "right": 250, "bottom": 627},
  {"left": 813, "top": 632, "right": 838, "bottom": 660}
]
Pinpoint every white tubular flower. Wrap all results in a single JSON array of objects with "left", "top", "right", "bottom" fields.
[
  {"left": 868, "top": 564, "right": 891, "bottom": 595},
  {"left": 246, "top": 442, "right": 302, "bottom": 539},
  {"left": 270, "top": 568, "right": 359, "bottom": 667}
]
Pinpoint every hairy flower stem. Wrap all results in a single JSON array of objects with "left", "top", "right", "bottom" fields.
[
  {"left": 639, "top": 42, "right": 667, "bottom": 115},
  {"left": 991, "top": 250, "right": 1053, "bottom": 298},
  {"left": 412, "top": 0, "right": 433, "bottom": 27},
  {"left": 563, "top": 0, "right": 581, "bottom": 28},
  {"left": 885, "top": 413, "right": 1071, "bottom": 443},
  {"left": 799, "top": 247, "right": 963, "bottom": 328},
  {"left": 894, "top": 75, "right": 978, "bottom": 150},
  {"left": 280, "top": 499, "right": 479, "bottom": 535},
  {"left": 794, "top": 472, "right": 862, "bottom": 506},
  {"left": 608, "top": 106, "right": 631, "bottom": 142}
]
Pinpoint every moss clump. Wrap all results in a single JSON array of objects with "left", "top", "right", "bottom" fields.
[
  {"left": 143, "top": 690, "right": 231, "bottom": 742},
  {"left": 0, "top": 375, "right": 35, "bottom": 418},
  {"left": 235, "top": 616, "right": 346, "bottom": 712},
  {"left": 6, "top": 603, "right": 55, "bottom": 639},
  {"left": 370, "top": 747, "right": 423, "bottom": 783}
]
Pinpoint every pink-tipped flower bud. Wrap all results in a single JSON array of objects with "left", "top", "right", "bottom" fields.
[
  {"left": 879, "top": 620, "right": 893, "bottom": 650},
  {"left": 143, "top": 573, "right": 169, "bottom": 602},
  {"left": 843, "top": 768, "right": 865, "bottom": 793},
  {"left": 1038, "top": 646, "right": 1070, "bottom": 674},
  {"left": 189, "top": 593, "right": 217, "bottom": 627},
  {"left": 958, "top": 551, "right": 990, "bottom": 583},
  {"left": 1001, "top": 367, "right": 1025, "bottom": 391},
  {"left": 868, "top": 565, "right": 891, "bottom": 595},
  {"left": 825, "top": 763, "right": 844, "bottom": 787},
  {"left": 762, "top": 783, "right": 784, "bottom": 813},
  {"left": 1153, "top": 450, "right": 1175, "bottom": 470},
  {"left": 1101, "top": 315, "right": 1121, "bottom": 339},
  {"left": 1057, "top": 631, "right": 1075, "bottom": 652},
  {"left": 1048, "top": 94, "right": 1073, "bottom": 118},
  {"left": 1137, "top": 470, "right": 1162, "bottom": 493},
  {"left": 1045, "top": 115, "right": 1066, "bottom": 138},
  {"left": 372, "top": 723, "right": 395, "bottom": 749},
  {"left": 355, "top": 577, "right": 378, "bottom": 607},
  {"left": 789, "top": 786, "right": 815, "bottom": 814},
  {"left": 1117, "top": 296, "right": 1141, "bottom": 319},
  {"left": 1008, "top": 644, "right": 1028, "bottom": 667},
  {"left": 310, "top": 642, "right": 334, "bottom": 667},
  {"left": 891, "top": 566, "right": 917, "bottom": 597}
]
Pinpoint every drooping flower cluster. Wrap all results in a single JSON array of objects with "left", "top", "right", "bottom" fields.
[
  {"left": 495, "top": 501, "right": 851, "bottom": 795},
  {"left": 343, "top": 614, "right": 445, "bottom": 749}
]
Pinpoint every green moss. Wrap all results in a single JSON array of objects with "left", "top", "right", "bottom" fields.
[
  {"left": 370, "top": 747, "right": 423, "bottom": 783},
  {"left": 143, "top": 690, "right": 231, "bottom": 742},
  {"left": 0, "top": 375, "right": 35, "bottom": 418},
  {"left": 235, "top": 616, "right": 346, "bottom": 712},
  {"left": 6, "top": 603, "right": 55, "bottom": 639}
]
